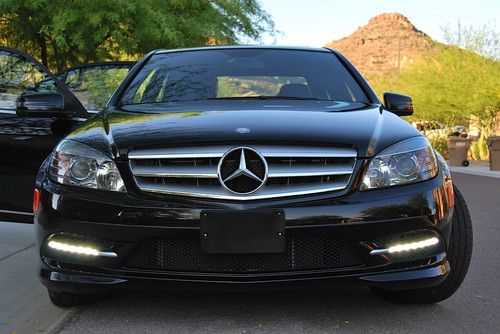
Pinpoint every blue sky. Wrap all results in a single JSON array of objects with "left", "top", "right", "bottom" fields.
[{"left": 252, "top": 0, "right": 498, "bottom": 46}]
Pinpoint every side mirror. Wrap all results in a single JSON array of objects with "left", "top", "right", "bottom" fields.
[
  {"left": 383, "top": 92, "right": 414, "bottom": 117},
  {"left": 16, "top": 91, "right": 67, "bottom": 117}
]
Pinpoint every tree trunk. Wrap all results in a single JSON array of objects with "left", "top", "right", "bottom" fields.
[
  {"left": 36, "top": 33, "right": 48, "bottom": 67},
  {"left": 49, "top": 38, "right": 65, "bottom": 72}
]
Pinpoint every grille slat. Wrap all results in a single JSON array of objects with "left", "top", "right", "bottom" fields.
[
  {"left": 131, "top": 165, "right": 218, "bottom": 178},
  {"left": 134, "top": 180, "right": 351, "bottom": 200},
  {"left": 128, "top": 145, "right": 357, "bottom": 160},
  {"left": 125, "top": 235, "right": 363, "bottom": 273},
  {"left": 267, "top": 164, "right": 354, "bottom": 177},
  {"left": 129, "top": 145, "right": 356, "bottom": 200}
]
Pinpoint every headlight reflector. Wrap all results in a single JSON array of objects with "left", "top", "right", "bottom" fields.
[
  {"left": 70, "top": 160, "right": 95, "bottom": 180},
  {"left": 96, "top": 161, "right": 124, "bottom": 190},
  {"left": 361, "top": 137, "right": 438, "bottom": 190},
  {"left": 49, "top": 140, "right": 125, "bottom": 192}
]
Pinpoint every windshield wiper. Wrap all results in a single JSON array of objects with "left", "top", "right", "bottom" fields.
[
  {"left": 118, "top": 96, "right": 334, "bottom": 109},
  {"left": 207, "top": 96, "right": 330, "bottom": 101}
]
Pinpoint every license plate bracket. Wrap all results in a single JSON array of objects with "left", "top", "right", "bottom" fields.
[{"left": 200, "top": 210, "right": 285, "bottom": 254}]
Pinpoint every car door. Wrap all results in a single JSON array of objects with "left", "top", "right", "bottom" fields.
[
  {"left": 57, "top": 62, "right": 135, "bottom": 113},
  {"left": 0, "top": 50, "right": 135, "bottom": 223},
  {"left": 0, "top": 47, "right": 90, "bottom": 223}
]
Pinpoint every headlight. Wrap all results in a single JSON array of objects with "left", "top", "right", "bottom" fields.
[
  {"left": 49, "top": 140, "right": 125, "bottom": 192},
  {"left": 361, "top": 137, "right": 438, "bottom": 190}
]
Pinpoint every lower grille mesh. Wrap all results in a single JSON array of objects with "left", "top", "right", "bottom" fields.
[{"left": 125, "top": 235, "right": 363, "bottom": 273}]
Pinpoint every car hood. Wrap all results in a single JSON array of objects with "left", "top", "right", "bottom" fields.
[{"left": 67, "top": 102, "right": 421, "bottom": 159}]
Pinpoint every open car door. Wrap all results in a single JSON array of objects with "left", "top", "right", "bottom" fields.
[
  {"left": 56, "top": 62, "right": 135, "bottom": 113},
  {"left": 0, "top": 47, "right": 132, "bottom": 223}
]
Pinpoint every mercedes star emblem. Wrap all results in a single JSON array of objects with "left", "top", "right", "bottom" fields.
[{"left": 218, "top": 147, "right": 268, "bottom": 194}]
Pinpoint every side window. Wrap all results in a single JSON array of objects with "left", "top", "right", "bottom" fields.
[
  {"left": 63, "top": 65, "right": 130, "bottom": 112},
  {"left": 0, "top": 50, "right": 57, "bottom": 111}
]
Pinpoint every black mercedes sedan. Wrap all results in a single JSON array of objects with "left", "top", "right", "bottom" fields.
[{"left": 0, "top": 46, "right": 472, "bottom": 307}]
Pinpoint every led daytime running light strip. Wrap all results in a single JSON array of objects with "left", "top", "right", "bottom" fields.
[
  {"left": 48, "top": 240, "right": 117, "bottom": 258},
  {"left": 370, "top": 237, "right": 439, "bottom": 256}
]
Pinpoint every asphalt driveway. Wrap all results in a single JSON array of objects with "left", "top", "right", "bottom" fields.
[{"left": 1, "top": 172, "right": 498, "bottom": 333}]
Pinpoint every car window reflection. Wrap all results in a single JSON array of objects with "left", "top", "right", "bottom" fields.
[{"left": 0, "top": 50, "right": 57, "bottom": 111}]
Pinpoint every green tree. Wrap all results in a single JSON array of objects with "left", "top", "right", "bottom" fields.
[
  {"left": 442, "top": 21, "right": 499, "bottom": 60},
  {"left": 370, "top": 23, "right": 500, "bottom": 159},
  {"left": 372, "top": 45, "right": 499, "bottom": 122},
  {"left": 441, "top": 21, "right": 500, "bottom": 159},
  {"left": 372, "top": 45, "right": 499, "bottom": 159},
  {"left": 0, "top": 0, "right": 274, "bottom": 71}
]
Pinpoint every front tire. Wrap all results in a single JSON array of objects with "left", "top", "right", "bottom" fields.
[{"left": 371, "top": 185, "right": 473, "bottom": 304}]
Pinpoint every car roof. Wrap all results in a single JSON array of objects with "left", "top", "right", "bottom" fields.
[{"left": 155, "top": 45, "right": 333, "bottom": 54}]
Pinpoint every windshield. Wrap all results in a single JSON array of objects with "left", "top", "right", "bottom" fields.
[{"left": 120, "top": 49, "right": 369, "bottom": 106}]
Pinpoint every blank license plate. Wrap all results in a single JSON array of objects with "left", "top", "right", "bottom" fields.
[{"left": 200, "top": 210, "right": 285, "bottom": 254}]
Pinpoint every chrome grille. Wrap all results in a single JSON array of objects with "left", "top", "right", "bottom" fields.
[{"left": 129, "top": 145, "right": 357, "bottom": 200}]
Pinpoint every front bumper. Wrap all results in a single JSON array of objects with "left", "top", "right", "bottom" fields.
[
  {"left": 40, "top": 254, "right": 450, "bottom": 293},
  {"left": 35, "top": 174, "right": 454, "bottom": 293}
]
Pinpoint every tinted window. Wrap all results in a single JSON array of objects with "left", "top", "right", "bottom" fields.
[
  {"left": 217, "top": 76, "right": 308, "bottom": 98},
  {"left": 0, "top": 50, "right": 57, "bottom": 111},
  {"left": 121, "top": 49, "right": 368, "bottom": 105},
  {"left": 63, "top": 65, "right": 131, "bottom": 112}
]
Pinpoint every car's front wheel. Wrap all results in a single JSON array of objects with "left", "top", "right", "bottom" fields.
[{"left": 371, "top": 185, "right": 473, "bottom": 304}]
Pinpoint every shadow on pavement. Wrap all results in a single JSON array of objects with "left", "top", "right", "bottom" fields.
[{"left": 61, "top": 286, "right": 451, "bottom": 334}]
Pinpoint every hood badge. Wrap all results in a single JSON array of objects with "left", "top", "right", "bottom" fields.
[{"left": 235, "top": 127, "right": 251, "bottom": 134}]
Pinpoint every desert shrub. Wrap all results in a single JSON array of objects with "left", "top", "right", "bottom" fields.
[
  {"left": 469, "top": 138, "right": 489, "bottom": 160},
  {"left": 426, "top": 133, "right": 448, "bottom": 159}
]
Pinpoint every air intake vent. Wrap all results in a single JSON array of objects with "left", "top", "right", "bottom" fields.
[
  {"left": 125, "top": 235, "right": 363, "bottom": 273},
  {"left": 129, "top": 145, "right": 356, "bottom": 200}
]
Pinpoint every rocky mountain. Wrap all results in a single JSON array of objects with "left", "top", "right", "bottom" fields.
[{"left": 325, "top": 13, "right": 434, "bottom": 78}]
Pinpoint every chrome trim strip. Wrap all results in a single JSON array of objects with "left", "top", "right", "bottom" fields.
[
  {"left": 128, "top": 146, "right": 229, "bottom": 159},
  {"left": 0, "top": 209, "right": 33, "bottom": 216},
  {"left": 97, "top": 251, "right": 118, "bottom": 258},
  {"left": 131, "top": 165, "right": 218, "bottom": 178},
  {"left": 132, "top": 165, "right": 352, "bottom": 178},
  {"left": 0, "top": 108, "right": 16, "bottom": 115},
  {"left": 130, "top": 152, "right": 222, "bottom": 159},
  {"left": 258, "top": 146, "right": 357, "bottom": 158},
  {"left": 370, "top": 248, "right": 390, "bottom": 255},
  {"left": 267, "top": 164, "right": 354, "bottom": 177},
  {"left": 136, "top": 181, "right": 348, "bottom": 201},
  {"left": 128, "top": 145, "right": 357, "bottom": 159}
]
